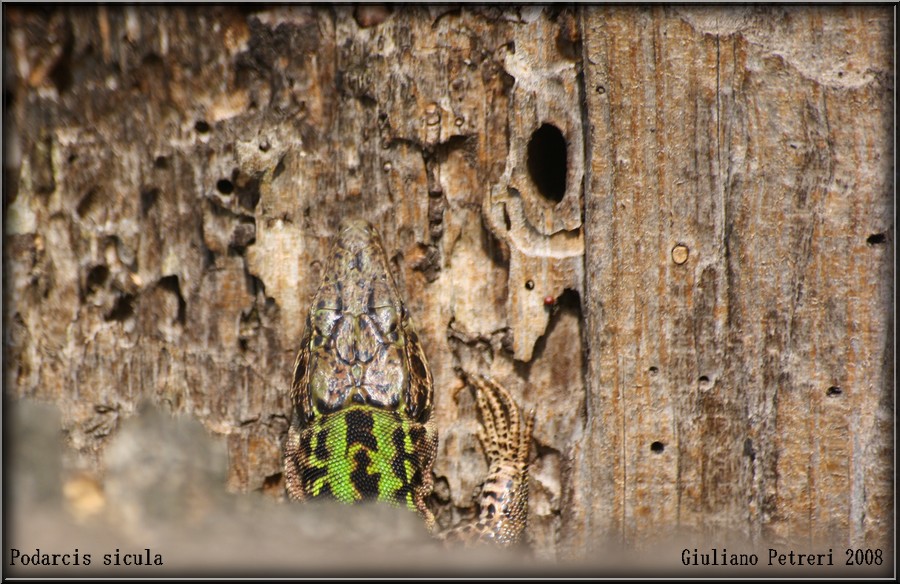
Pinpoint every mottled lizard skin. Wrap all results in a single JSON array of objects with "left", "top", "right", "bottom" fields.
[{"left": 284, "top": 219, "right": 533, "bottom": 546}]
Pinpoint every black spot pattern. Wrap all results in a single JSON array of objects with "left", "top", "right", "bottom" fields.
[
  {"left": 350, "top": 450, "right": 380, "bottom": 499},
  {"left": 317, "top": 482, "right": 334, "bottom": 500},
  {"left": 345, "top": 409, "right": 378, "bottom": 451},
  {"left": 389, "top": 426, "right": 426, "bottom": 506},
  {"left": 302, "top": 464, "right": 327, "bottom": 493},
  {"left": 390, "top": 428, "right": 411, "bottom": 483},
  {"left": 409, "top": 425, "right": 426, "bottom": 445},
  {"left": 314, "top": 429, "right": 330, "bottom": 460},
  {"left": 392, "top": 485, "right": 413, "bottom": 505},
  {"left": 404, "top": 425, "right": 429, "bottom": 488},
  {"left": 299, "top": 430, "right": 314, "bottom": 458},
  {"left": 342, "top": 409, "right": 381, "bottom": 499}
]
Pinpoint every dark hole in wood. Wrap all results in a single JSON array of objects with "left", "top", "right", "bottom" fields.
[
  {"left": 527, "top": 123, "right": 567, "bottom": 203},
  {"left": 650, "top": 441, "right": 665, "bottom": 453},
  {"left": 826, "top": 386, "right": 843, "bottom": 397},
  {"left": 236, "top": 176, "right": 261, "bottom": 210},
  {"left": 273, "top": 156, "right": 286, "bottom": 180},
  {"left": 76, "top": 188, "right": 99, "bottom": 218},
  {"left": 699, "top": 375, "right": 710, "bottom": 384},
  {"left": 49, "top": 35, "right": 74, "bottom": 94},
  {"left": 217, "top": 179, "right": 234, "bottom": 195},
  {"left": 195, "top": 120, "right": 210, "bottom": 133},
  {"left": 743, "top": 438, "right": 756, "bottom": 461},
  {"left": 525, "top": 279, "right": 535, "bottom": 290},
  {"left": 158, "top": 275, "right": 186, "bottom": 325},
  {"left": 86, "top": 265, "right": 109, "bottom": 294},
  {"left": 867, "top": 233, "right": 886, "bottom": 245},
  {"left": 262, "top": 473, "right": 283, "bottom": 490},
  {"left": 154, "top": 156, "right": 168, "bottom": 169},
  {"left": 229, "top": 220, "right": 257, "bottom": 252},
  {"left": 107, "top": 294, "right": 135, "bottom": 321},
  {"left": 141, "top": 187, "right": 160, "bottom": 215},
  {"left": 354, "top": 4, "right": 391, "bottom": 28},
  {"left": 649, "top": 366, "right": 659, "bottom": 375},
  {"left": 203, "top": 247, "right": 216, "bottom": 269}
]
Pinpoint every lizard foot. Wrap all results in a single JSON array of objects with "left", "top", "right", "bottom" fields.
[{"left": 442, "top": 372, "right": 534, "bottom": 547}]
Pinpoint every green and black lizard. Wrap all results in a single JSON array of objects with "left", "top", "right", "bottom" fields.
[{"left": 283, "top": 219, "right": 533, "bottom": 546}]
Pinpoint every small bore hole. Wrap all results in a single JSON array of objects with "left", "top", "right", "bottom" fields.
[
  {"left": 699, "top": 375, "right": 710, "bottom": 384},
  {"left": 195, "top": 120, "right": 210, "bottom": 133},
  {"left": 650, "top": 441, "right": 665, "bottom": 453},
  {"left": 525, "top": 279, "right": 535, "bottom": 290},
  {"left": 262, "top": 472, "right": 283, "bottom": 492},
  {"left": 86, "top": 265, "right": 110, "bottom": 293},
  {"left": 106, "top": 293, "right": 136, "bottom": 322},
  {"left": 826, "top": 386, "right": 843, "bottom": 397},
  {"left": 743, "top": 438, "right": 756, "bottom": 460},
  {"left": 527, "top": 123, "right": 567, "bottom": 203},
  {"left": 866, "top": 233, "right": 886, "bottom": 245},
  {"left": 141, "top": 187, "right": 160, "bottom": 215},
  {"left": 217, "top": 179, "right": 234, "bottom": 195},
  {"left": 648, "top": 366, "right": 658, "bottom": 375}
]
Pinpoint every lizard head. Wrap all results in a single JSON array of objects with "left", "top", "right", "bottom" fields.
[{"left": 291, "top": 219, "right": 434, "bottom": 426}]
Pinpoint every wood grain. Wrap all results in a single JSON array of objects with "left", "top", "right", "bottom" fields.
[{"left": 4, "top": 5, "right": 892, "bottom": 563}]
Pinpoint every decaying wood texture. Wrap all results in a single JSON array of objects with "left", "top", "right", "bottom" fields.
[
  {"left": 4, "top": 5, "right": 893, "bottom": 567},
  {"left": 579, "top": 6, "right": 893, "bottom": 555}
]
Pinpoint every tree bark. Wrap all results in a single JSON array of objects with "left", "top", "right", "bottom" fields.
[{"left": 4, "top": 5, "right": 893, "bottom": 565}]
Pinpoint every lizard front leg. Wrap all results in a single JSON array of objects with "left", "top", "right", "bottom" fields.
[{"left": 440, "top": 373, "right": 534, "bottom": 547}]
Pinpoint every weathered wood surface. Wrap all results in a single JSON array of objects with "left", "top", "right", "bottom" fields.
[
  {"left": 580, "top": 5, "right": 893, "bottom": 554},
  {"left": 4, "top": 5, "right": 893, "bottom": 565},
  {"left": 4, "top": 5, "right": 584, "bottom": 562}
]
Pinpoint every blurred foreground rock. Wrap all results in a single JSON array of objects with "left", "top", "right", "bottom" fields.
[{"left": 6, "top": 399, "right": 531, "bottom": 577}]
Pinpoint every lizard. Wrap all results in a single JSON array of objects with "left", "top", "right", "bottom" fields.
[{"left": 283, "top": 218, "right": 534, "bottom": 547}]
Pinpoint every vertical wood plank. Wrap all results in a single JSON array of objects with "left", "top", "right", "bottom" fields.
[{"left": 581, "top": 5, "right": 892, "bottom": 554}]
